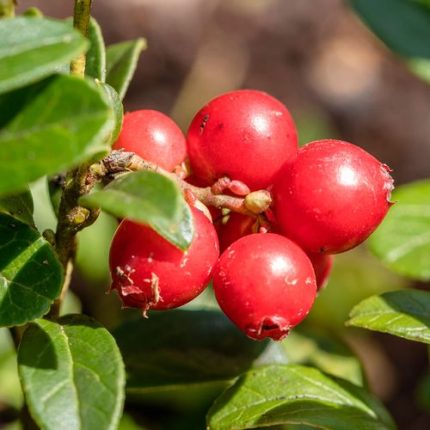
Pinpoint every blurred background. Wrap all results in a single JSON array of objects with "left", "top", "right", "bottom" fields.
[{"left": 1, "top": 0, "right": 429, "bottom": 429}]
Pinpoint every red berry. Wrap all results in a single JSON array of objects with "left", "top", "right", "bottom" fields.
[
  {"left": 109, "top": 207, "right": 219, "bottom": 311},
  {"left": 113, "top": 110, "right": 187, "bottom": 171},
  {"left": 213, "top": 233, "right": 317, "bottom": 341},
  {"left": 308, "top": 253, "right": 333, "bottom": 291},
  {"left": 273, "top": 139, "right": 394, "bottom": 254},
  {"left": 186, "top": 90, "right": 298, "bottom": 190},
  {"left": 218, "top": 213, "right": 256, "bottom": 252}
]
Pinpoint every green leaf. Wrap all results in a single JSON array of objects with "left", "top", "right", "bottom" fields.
[
  {"left": 0, "top": 214, "right": 62, "bottom": 327},
  {"left": 80, "top": 171, "right": 193, "bottom": 250},
  {"left": 351, "top": 0, "right": 430, "bottom": 59},
  {"left": 18, "top": 315, "right": 125, "bottom": 430},
  {"left": 368, "top": 180, "right": 430, "bottom": 280},
  {"left": 207, "top": 365, "right": 395, "bottom": 430},
  {"left": 0, "top": 188, "right": 34, "bottom": 225},
  {"left": 0, "top": 17, "right": 87, "bottom": 94},
  {"left": 99, "top": 83, "right": 123, "bottom": 144},
  {"left": 86, "top": 18, "right": 106, "bottom": 82},
  {"left": 347, "top": 290, "right": 430, "bottom": 343},
  {"left": 106, "top": 38, "right": 146, "bottom": 100},
  {"left": 0, "top": 74, "right": 113, "bottom": 196},
  {"left": 114, "top": 310, "right": 267, "bottom": 393}
]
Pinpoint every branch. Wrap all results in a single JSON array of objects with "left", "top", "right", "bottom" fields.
[
  {"left": 70, "top": 0, "right": 92, "bottom": 76},
  {"left": 99, "top": 150, "right": 273, "bottom": 216},
  {"left": 51, "top": 0, "right": 94, "bottom": 318}
]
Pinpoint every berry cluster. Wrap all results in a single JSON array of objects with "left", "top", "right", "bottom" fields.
[{"left": 109, "top": 90, "right": 394, "bottom": 341}]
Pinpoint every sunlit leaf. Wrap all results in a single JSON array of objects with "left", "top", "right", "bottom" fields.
[
  {"left": 208, "top": 365, "right": 394, "bottom": 430},
  {"left": 81, "top": 171, "right": 193, "bottom": 250},
  {"left": 0, "top": 75, "right": 113, "bottom": 196},
  {"left": 0, "top": 17, "right": 87, "bottom": 94},
  {"left": 347, "top": 290, "right": 430, "bottom": 343},
  {"left": 106, "top": 38, "right": 146, "bottom": 100}
]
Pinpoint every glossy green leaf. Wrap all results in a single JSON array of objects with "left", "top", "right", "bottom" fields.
[
  {"left": 368, "top": 180, "right": 430, "bottom": 280},
  {"left": 207, "top": 365, "right": 394, "bottom": 430},
  {"left": 86, "top": 18, "right": 106, "bottom": 81},
  {"left": 106, "top": 38, "right": 146, "bottom": 100},
  {"left": 347, "top": 290, "right": 430, "bottom": 343},
  {"left": 0, "top": 17, "right": 87, "bottom": 94},
  {"left": 351, "top": 0, "right": 430, "bottom": 59},
  {"left": 99, "top": 83, "right": 123, "bottom": 143},
  {"left": 80, "top": 171, "right": 193, "bottom": 250},
  {"left": 0, "top": 188, "right": 34, "bottom": 225},
  {"left": 114, "top": 310, "right": 267, "bottom": 393},
  {"left": 18, "top": 315, "right": 125, "bottom": 430},
  {"left": 0, "top": 74, "right": 114, "bottom": 196},
  {"left": 0, "top": 214, "right": 62, "bottom": 326}
]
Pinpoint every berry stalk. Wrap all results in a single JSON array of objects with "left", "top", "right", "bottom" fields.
[{"left": 100, "top": 150, "right": 273, "bottom": 216}]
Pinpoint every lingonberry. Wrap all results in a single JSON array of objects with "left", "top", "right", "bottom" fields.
[
  {"left": 113, "top": 109, "right": 187, "bottom": 171},
  {"left": 273, "top": 139, "right": 394, "bottom": 254},
  {"left": 109, "top": 207, "right": 219, "bottom": 312},
  {"left": 213, "top": 233, "right": 317, "bottom": 341},
  {"left": 186, "top": 90, "right": 298, "bottom": 190},
  {"left": 308, "top": 253, "right": 333, "bottom": 291}
]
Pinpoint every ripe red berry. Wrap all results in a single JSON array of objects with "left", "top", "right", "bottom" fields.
[
  {"left": 213, "top": 233, "right": 317, "bottom": 341},
  {"left": 109, "top": 207, "right": 219, "bottom": 311},
  {"left": 113, "top": 109, "right": 187, "bottom": 171},
  {"left": 186, "top": 90, "right": 298, "bottom": 190},
  {"left": 308, "top": 253, "right": 333, "bottom": 291},
  {"left": 273, "top": 139, "right": 394, "bottom": 254}
]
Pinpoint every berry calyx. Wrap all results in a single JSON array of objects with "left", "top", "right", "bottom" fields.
[
  {"left": 109, "top": 207, "right": 219, "bottom": 312},
  {"left": 113, "top": 109, "right": 187, "bottom": 171},
  {"left": 273, "top": 139, "right": 394, "bottom": 254},
  {"left": 213, "top": 233, "right": 317, "bottom": 341},
  {"left": 186, "top": 90, "right": 298, "bottom": 190}
]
